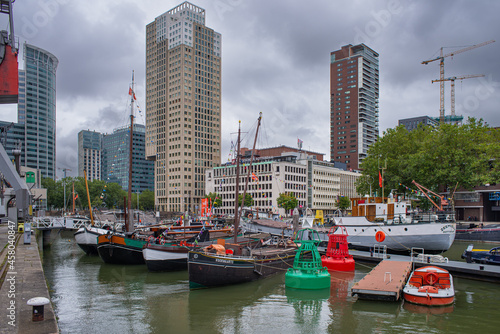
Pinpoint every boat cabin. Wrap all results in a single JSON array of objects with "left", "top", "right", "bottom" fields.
[{"left": 350, "top": 197, "right": 409, "bottom": 223}]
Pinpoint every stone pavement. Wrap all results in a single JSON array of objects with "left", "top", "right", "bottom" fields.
[{"left": 0, "top": 223, "right": 59, "bottom": 334}]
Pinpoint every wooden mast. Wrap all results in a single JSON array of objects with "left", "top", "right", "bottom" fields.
[
  {"left": 127, "top": 71, "right": 135, "bottom": 233},
  {"left": 84, "top": 170, "right": 94, "bottom": 226},
  {"left": 239, "top": 112, "right": 262, "bottom": 220},
  {"left": 233, "top": 121, "right": 241, "bottom": 243}
]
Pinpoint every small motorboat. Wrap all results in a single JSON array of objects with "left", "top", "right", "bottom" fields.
[
  {"left": 461, "top": 244, "right": 500, "bottom": 265},
  {"left": 403, "top": 266, "right": 454, "bottom": 306}
]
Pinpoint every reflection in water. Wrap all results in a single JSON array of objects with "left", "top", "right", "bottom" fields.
[{"left": 43, "top": 236, "right": 500, "bottom": 334}]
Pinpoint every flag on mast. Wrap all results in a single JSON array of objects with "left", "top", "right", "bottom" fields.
[
  {"left": 379, "top": 171, "right": 383, "bottom": 188},
  {"left": 128, "top": 87, "right": 136, "bottom": 100}
]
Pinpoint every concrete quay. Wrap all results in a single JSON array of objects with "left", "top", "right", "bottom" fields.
[{"left": 0, "top": 223, "right": 59, "bottom": 334}]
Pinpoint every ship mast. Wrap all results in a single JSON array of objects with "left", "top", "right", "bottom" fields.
[
  {"left": 127, "top": 71, "right": 135, "bottom": 233},
  {"left": 233, "top": 121, "right": 241, "bottom": 243}
]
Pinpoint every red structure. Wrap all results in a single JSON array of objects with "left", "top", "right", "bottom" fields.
[
  {"left": 0, "top": 0, "right": 19, "bottom": 104},
  {"left": 321, "top": 226, "right": 355, "bottom": 271}
]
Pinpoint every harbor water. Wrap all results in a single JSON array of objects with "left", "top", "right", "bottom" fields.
[{"left": 43, "top": 235, "right": 500, "bottom": 333}]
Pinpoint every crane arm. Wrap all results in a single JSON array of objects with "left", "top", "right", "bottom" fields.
[
  {"left": 422, "top": 40, "right": 495, "bottom": 65},
  {"left": 443, "top": 40, "right": 495, "bottom": 58},
  {"left": 431, "top": 74, "right": 485, "bottom": 83},
  {"left": 411, "top": 180, "right": 448, "bottom": 211}
]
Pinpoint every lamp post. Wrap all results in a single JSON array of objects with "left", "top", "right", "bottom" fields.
[{"left": 366, "top": 175, "right": 374, "bottom": 197}]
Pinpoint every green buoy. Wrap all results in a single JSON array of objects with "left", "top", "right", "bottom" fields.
[{"left": 285, "top": 228, "right": 331, "bottom": 290}]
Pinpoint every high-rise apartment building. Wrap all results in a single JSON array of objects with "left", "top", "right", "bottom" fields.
[
  {"left": 330, "top": 44, "right": 379, "bottom": 171},
  {"left": 146, "top": 2, "right": 222, "bottom": 213},
  {"left": 18, "top": 43, "right": 58, "bottom": 179},
  {"left": 101, "top": 124, "right": 155, "bottom": 193},
  {"left": 78, "top": 130, "right": 102, "bottom": 181}
]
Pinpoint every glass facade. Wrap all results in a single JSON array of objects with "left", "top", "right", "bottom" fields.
[
  {"left": 102, "top": 123, "right": 154, "bottom": 193},
  {"left": 19, "top": 43, "right": 58, "bottom": 179}
]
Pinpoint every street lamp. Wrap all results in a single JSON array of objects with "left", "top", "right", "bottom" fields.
[{"left": 366, "top": 175, "right": 374, "bottom": 197}]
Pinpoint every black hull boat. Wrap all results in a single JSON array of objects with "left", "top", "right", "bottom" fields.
[
  {"left": 97, "top": 234, "right": 146, "bottom": 265},
  {"left": 188, "top": 240, "right": 297, "bottom": 289},
  {"left": 143, "top": 244, "right": 189, "bottom": 271},
  {"left": 456, "top": 223, "right": 500, "bottom": 242}
]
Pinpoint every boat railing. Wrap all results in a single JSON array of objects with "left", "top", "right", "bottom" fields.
[
  {"left": 32, "top": 216, "right": 89, "bottom": 229},
  {"left": 373, "top": 244, "right": 387, "bottom": 259},
  {"left": 410, "top": 247, "right": 449, "bottom": 268}
]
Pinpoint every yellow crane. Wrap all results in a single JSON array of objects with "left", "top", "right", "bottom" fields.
[
  {"left": 422, "top": 40, "right": 495, "bottom": 123},
  {"left": 431, "top": 74, "right": 485, "bottom": 118}
]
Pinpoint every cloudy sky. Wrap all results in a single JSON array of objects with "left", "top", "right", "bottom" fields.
[{"left": 1, "top": 0, "right": 499, "bottom": 178}]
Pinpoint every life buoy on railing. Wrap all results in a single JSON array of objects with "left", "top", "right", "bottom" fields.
[
  {"left": 375, "top": 231, "right": 385, "bottom": 242},
  {"left": 425, "top": 272, "right": 438, "bottom": 285},
  {"left": 147, "top": 236, "right": 155, "bottom": 244},
  {"left": 160, "top": 238, "right": 166, "bottom": 245},
  {"left": 248, "top": 214, "right": 253, "bottom": 219}
]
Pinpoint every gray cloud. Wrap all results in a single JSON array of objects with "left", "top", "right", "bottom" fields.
[{"left": 0, "top": 0, "right": 498, "bottom": 178}]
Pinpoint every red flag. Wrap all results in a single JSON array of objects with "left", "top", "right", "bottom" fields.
[
  {"left": 74, "top": 194, "right": 78, "bottom": 200},
  {"left": 251, "top": 172, "right": 258, "bottom": 181},
  {"left": 379, "top": 171, "right": 383, "bottom": 187},
  {"left": 128, "top": 87, "right": 136, "bottom": 100}
]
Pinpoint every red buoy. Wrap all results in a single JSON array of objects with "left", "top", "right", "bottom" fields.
[{"left": 321, "top": 225, "right": 355, "bottom": 271}]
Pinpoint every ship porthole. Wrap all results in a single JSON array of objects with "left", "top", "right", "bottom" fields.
[
  {"left": 388, "top": 229, "right": 391, "bottom": 232},
  {"left": 404, "top": 228, "right": 408, "bottom": 231},
  {"left": 362, "top": 229, "right": 364, "bottom": 232},
  {"left": 194, "top": 254, "right": 198, "bottom": 259}
]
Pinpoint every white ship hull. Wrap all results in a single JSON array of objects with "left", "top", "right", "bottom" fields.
[
  {"left": 240, "top": 218, "right": 456, "bottom": 253},
  {"left": 74, "top": 226, "right": 111, "bottom": 255}
]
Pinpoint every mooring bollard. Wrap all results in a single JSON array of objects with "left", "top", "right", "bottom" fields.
[{"left": 27, "top": 297, "right": 50, "bottom": 322}]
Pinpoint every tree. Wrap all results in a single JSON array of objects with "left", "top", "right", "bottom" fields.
[
  {"left": 238, "top": 193, "right": 254, "bottom": 207},
  {"left": 337, "top": 196, "right": 351, "bottom": 213},
  {"left": 356, "top": 118, "right": 500, "bottom": 197},
  {"left": 139, "top": 189, "right": 155, "bottom": 211},
  {"left": 277, "top": 193, "right": 298, "bottom": 216},
  {"left": 205, "top": 192, "right": 222, "bottom": 208},
  {"left": 41, "top": 177, "right": 63, "bottom": 209}
]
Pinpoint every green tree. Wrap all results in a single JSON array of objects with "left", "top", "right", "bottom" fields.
[
  {"left": 356, "top": 118, "right": 499, "bottom": 197},
  {"left": 336, "top": 196, "right": 351, "bottom": 213},
  {"left": 41, "top": 177, "right": 63, "bottom": 209},
  {"left": 277, "top": 193, "right": 298, "bottom": 216},
  {"left": 205, "top": 192, "right": 222, "bottom": 207},
  {"left": 238, "top": 193, "right": 254, "bottom": 207},
  {"left": 138, "top": 189, "right": 155, "bottom": 211}
]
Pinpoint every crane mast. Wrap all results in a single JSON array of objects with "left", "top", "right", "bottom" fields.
[
  {"left": 422, "top": 40, "right": 495, "bottom": 123},
  {"left": 432, "top": 74, "right": 485, "bottom": 117}
]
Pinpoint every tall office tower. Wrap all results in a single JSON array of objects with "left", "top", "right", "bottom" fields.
[
  {"left": 101, "top": 124, "right": 154, "bottom": 193},
  {"left": 330, "top": 44, "right": 379, "bottom": 171},
  {"left": 18, "top": 43, "right": 58, "bottom": 179},
  {"left": 146, "top": 2, "right": 222, "bottom": 213},
  {"left": 78, "top": 130, "right": 103, "bottom": 181}
]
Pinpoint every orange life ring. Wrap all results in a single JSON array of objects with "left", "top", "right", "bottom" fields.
[
  {"left": 425, "top": 272, "right": 438, "bottom": 285},
  {"left": 248, "top": 214, "right": 253, "bottom": 219},
  {"left": 375, "top": 231, "right": 385, "bottom": 242}
]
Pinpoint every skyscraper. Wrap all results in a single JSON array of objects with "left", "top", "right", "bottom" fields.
[
  {"left": 18, "top": 43, "right": 58, "bottom": 179},
  {"left": 146, "top": 2, "right": 222, "bottom": 213},
  {"left": 101, "top": 124, "right": 154, "bottom": 193},
  {"left": 78, "top": 130, "right": 102, "bottom": 181},
  {"left": 330, "top": 44, "right": 379, "bottom": 171}
]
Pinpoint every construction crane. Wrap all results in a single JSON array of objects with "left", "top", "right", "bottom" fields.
[
  {"left": 0, "top": 0, "right": 18, "bottom": 104},
  {"left": 422, "top": 40, "right": 495, "bottom": 123},
  {"left": 432, "top": 74, "right": 485, "bottom": 117}
]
